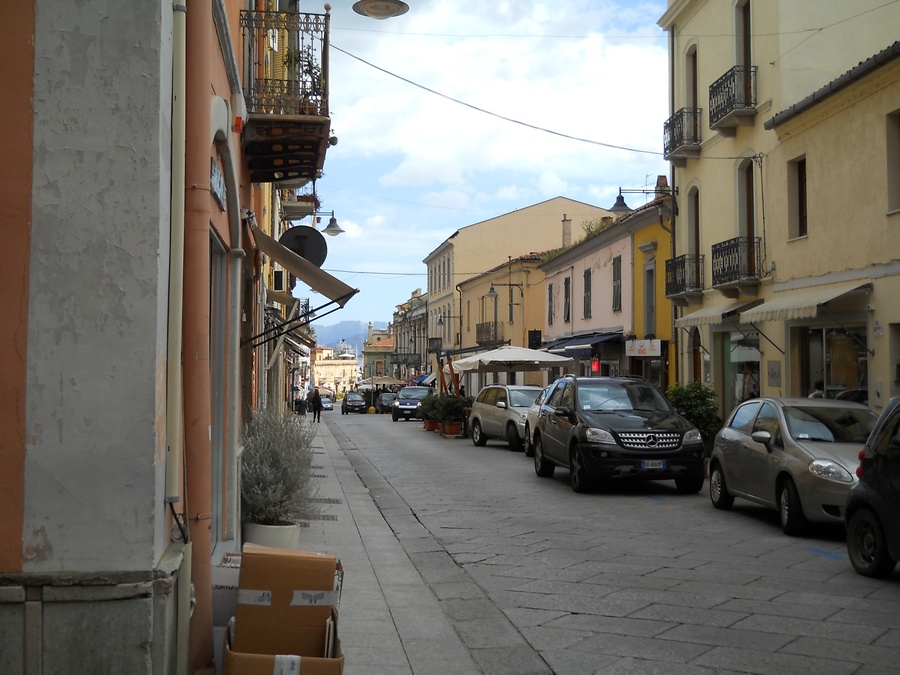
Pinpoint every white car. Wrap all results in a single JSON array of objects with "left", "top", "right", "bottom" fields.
[{"left": 523, "top": 387, "right": 550, "bottom": 457}]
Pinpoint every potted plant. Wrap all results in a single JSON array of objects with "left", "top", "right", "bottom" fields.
[
  {"left": 240, "top": 407, "right": 321, "bottom": 548},
  {"left": 435, "top": 394, "right": 466, "bottom": 437},
  {"left": 418, "top": 392, "right": 440, "bottom": 431},
  {"left": 666, "top": 381, "right": 723, "bottom": 460}
]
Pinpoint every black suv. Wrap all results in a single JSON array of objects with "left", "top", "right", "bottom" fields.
[
  {"left": 845, "top": 395, "right": 900, "bottom": 578},
  {"left": 532, "top": 375, "right": 705, "bottom": 493}
]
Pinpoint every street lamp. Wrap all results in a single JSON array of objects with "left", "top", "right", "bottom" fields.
[
  {"left": 486, "top": 282, "right": 523, "bottom": 324},
  {"left": 313, "top": 210, "right": 344, "bottom": 236},
  {"left": 352, "top": 1, "right": 409, "bottom": 19}
]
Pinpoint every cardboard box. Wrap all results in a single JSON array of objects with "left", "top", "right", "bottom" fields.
[
  {"left": 234, "top": 544, "right": 343, "bottom": 657},
  {"left": 224, "top": 613, "right": 344, "bottom": 675}
]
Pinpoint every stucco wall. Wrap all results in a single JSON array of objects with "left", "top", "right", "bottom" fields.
[{"left": 25, "top": 0, "right": 173, "bottom": 572}]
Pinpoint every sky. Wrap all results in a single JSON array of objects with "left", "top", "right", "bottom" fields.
[{"left": 298, "top": 0, "right": 671, "bottom": 326}]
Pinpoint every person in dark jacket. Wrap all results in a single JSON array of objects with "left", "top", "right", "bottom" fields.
[{"left": 311, "top": 388, "right": 323, "bottom": 422}]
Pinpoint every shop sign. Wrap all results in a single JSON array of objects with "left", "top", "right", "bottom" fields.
[{"left": 625, "top": 339, "right": 661, "bottom": 357}]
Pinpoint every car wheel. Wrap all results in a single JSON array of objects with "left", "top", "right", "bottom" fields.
[
  {"left": 778, "top": 478, "right": 807, "bottom": 536},
  {"left": 569, "top": 446, "right": 592, "bottom": 493},
  {"left": 471, "top": 420, "right": 487, "bottom": 447},
  {"left": 523, "top": 424, "right": 534, "bottom": 457},
  {"left": 506, "top": 423, "right": 522, "bottom": 452},
  {"left": 708, "top": 462, "right": 734, "bottom": 508},
  {"left": 847, "top": 508, "right": 897, "bottom": 578},
  {"left": 675, "top": 472, "right": 705, "bottom": 494},
  {"left": 533, "top": 434, "right": 555, "bottom": 478}
]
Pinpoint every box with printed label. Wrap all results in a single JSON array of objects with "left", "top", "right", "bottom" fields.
[
  {"left": 233, "top": 544, "right": 343, "bottom": 657},
  {"left": 223, "top": 611, "right": 343, "bottom": 675}
]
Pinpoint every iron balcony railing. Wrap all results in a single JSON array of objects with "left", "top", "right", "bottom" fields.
[
  {"left": 239, "top": 10, "right": 329, "bottom": 117},
  {"left": 711, "top": 236, "right": 761, "bottom": 287},
  {"left": 476, "top": 321, "right": 503, "bottom": 345},
  {"left": 709, "top": 65, "right": 758, "bottom": 129},
  {"left": 392, "top": 353, "right": 421, "bottom": 367},
  {"left": 663, "top": 108, "right": 702, "bottom": 158},
  {"left": 665, "top": 254, "right": 705, "bottom": 297},
  {"left": 427, "top": 337, "right": 443, "bottom": 354}
]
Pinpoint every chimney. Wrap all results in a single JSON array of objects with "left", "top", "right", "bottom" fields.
[
  {"left": 562, "top": 213, "right": 572, "bottom": 247},
  {"left": 655, "top": 175, "right": 669, "bottom": 197}
]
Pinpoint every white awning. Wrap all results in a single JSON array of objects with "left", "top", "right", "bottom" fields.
[
  {"left": 251, "top": 224, "right": 358, "bottom": 308},
  {"left": 739, "top": 282, "right": 870, "bottom": 323},
  {"left": 676, "top": 300, "right": 761, "bottom": 328}
]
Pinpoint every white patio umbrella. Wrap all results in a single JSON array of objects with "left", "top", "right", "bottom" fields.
[{"left": 445, "top": 345, "right": 573, "bottom": 374}]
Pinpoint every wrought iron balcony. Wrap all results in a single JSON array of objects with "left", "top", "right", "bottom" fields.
[
  {"left": 476, "top": 321, "right": 503, "bottom": 345},
  {"left": 392, "top": 352, "right": 421, "bottom": 367},
  {"left": 239, "top": 9, "right": 331, "bottom": 184},
  {"left": 709, "top": 65, "right": 757, "bottom": 133},
  {"left": 665, "top": 254, "right": 704, "bottom": 304},
  {"left": 663, "top": 108, "right": 702, "bottom": 165},
  {"left": 711, "top": 236, "right": 761, "bottom": 295}
]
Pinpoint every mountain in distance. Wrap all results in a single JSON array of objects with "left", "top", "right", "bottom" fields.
[{"left": 312, "top": 320, "right": 388, "bottom": 352}]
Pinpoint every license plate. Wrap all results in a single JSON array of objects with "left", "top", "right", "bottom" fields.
[{"left": 640, "top": 460, "right": 667, "bottom": 470}]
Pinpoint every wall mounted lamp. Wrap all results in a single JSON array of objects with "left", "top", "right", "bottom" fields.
[
  {"left": 352, "top": 1, "right": 409, "bottom": 19},
  {"left": 314, "top": 210, "right": 344, "bottom": 236}
]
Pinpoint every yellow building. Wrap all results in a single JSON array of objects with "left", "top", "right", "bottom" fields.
[
  {"left": 659, "top": 0, "right": 900, "bottom": 414},
  {"left": 425, "top": 197, "right": 612, "bottom": 355}
]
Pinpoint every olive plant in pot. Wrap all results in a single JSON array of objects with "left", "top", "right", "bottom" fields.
[
  {"left": 418, "top": 392, "right": 440, "bottom": 431},
  {"left": 240, "top": 407, "right": 320, "bottom": 548},
  {"left": 435, "top": 394, "right": 466, "bottom": 437}
]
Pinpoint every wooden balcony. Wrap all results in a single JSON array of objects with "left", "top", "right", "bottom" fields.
[
  {"left": 709, "top": 65, "right": 757, "bottom": 135},
  {"left": 663, "top": 108, "right": 702, "bottom": 166},
  {"left": 665, "top": 254, "right": 704, "bottom": 306},
  {"left": 240, "top": 9, "right": 332, "bottom": 184},
  {"left": 711, "top": 236, "right": 761, "bottom": 298}
]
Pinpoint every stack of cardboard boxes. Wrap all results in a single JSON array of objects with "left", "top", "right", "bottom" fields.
[{"left": 220, "top": 544, "right": 344, "bottom": 675}]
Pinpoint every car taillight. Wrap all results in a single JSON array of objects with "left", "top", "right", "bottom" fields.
[{"left": 855, "top": 449, "right": 866, "bottom": 479}]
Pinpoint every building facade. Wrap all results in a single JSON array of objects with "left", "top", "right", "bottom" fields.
[{"left": 659, "top": 0, "right": 900, "bottom": 414}]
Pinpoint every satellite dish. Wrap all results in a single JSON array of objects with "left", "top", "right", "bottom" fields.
[{"left": 279, "top": 225, "right": 328, "bottom": 267}]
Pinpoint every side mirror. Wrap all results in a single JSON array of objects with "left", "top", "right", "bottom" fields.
[
  {"left": 751, "top": 430, "right": 772, "bottom": 444},
  {"left": 554, "top": 406, "right": 574, "bottom": 419},
  {"left": 496, "top": 401, "right": 507, "bottom": 409}
]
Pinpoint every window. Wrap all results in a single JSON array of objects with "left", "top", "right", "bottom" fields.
[
  {"left": 563, "top": 277, "right": 571, "bottom": 322},
  {"left": 644, "top": 264, "right": 656, "bottom": 337},
  {"left": 789, "top": 156, "right": 808, "bottom": 238},
  {"left": 612, "top": 256, "right": 622, "bottom": 311},
  {"left": 888, "top": 111, "right": 900, "bottom": 212},
  {"left": 583, "top": 268, "right": 592, "bottom": 318},
  {"left": 547, "top": 283, "right": 554, "bottom": 325}
]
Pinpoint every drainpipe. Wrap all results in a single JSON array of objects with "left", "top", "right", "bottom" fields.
[
  {"left": 169, "top": 5, "right": 191, "bottom": 675},
  {"left": 184, "top": 0, "right": 214, "bottom": 669}
]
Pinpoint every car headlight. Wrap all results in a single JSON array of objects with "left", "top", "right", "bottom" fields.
[
  {"left": 585, "top": 427, "right": 616, "bottom": 444},
  {"left": 808, "top": 459, "right": 854, "bottom": 483},
  {"left": 392, "top": 401, "right": 399, "bottom": 407},
  {"left": 683, "top": 429, "right": 703, "bottom": 444}
]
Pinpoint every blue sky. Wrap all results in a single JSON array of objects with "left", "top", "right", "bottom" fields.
[{"left": 299, "top": 1, "right": 670, "bottom": 325}]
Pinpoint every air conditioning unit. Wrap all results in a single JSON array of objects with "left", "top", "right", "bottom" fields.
[{"left": 272, "top": 270, "right": 285, "bottom": 292}]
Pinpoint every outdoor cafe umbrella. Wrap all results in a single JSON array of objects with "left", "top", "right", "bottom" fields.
[{"left": 445, "top": 345, "right": 573, "bottom": 374}]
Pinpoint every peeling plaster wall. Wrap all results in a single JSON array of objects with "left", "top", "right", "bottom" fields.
[{"left": 25, "top": 0, "right": 173, "bottom": 573}]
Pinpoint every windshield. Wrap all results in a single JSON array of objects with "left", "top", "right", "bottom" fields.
[
  {"left": 578, "top": 382, "right": 671, "bottom": 413},
  {"left": 346, "top": 393, "right": 364, "bottom": 401},
  {"left": 509, "top": 389, "right": 541, "bottom": 407},
  {"left": 783, "top": 405, "right": 877, "bottom": 443},
  {"left": 398, "top": 387, "right": 431, "bottom": 401}
]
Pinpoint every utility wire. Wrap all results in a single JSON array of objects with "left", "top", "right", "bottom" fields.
[{"left": 330, "top": 43, "right": 664, "bottom": 157}]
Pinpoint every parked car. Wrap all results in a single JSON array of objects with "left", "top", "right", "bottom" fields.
[
  {"left": 835, "top": 387, "right": 868, "bottom": 405},
  {"left": 376, "top": 392, "right": 399, "bottom": 414},
  {"left": 532, "top": 375, "right": 705, "bottom": 493},
  {"left": 845, "top": 396, "right": 900, "bottom": 577},
  {"left": 523, "top": 386, "right": 551, "bottom": 457},
  {"left": 470, "top": 384, "right": 544, "bottom": 451},
  {"left": 709, "top": 397, "right": 878, "bottom": 535},
  {"left": 392, "top": 386, "right": 432, "bottom": 422},
  {"left": 320, "top": 397, "right": 333, "bottom": 411},
  {"left": 341, "top": 392, "right": 367, "bottom": 414}
]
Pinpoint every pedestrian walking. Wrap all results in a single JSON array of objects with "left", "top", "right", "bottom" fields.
[{"left": 311, "top": 388, "right": 323, "bottom": 422}]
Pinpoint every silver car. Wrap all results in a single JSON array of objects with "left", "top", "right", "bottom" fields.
[
  {"left": 709, "top": 397, "right": 878, "bottom": 535},
  {"left": 470, "top": 384, "right": 544, "bottom": 451},
  {"left": 523, "top": 386, "right": 550, "bottom": 457}
]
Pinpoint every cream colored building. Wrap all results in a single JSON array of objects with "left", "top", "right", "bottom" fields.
[
  {"left": 659, "top": 0, "right": 900, "bottom": 414},
  {"left": 424, "top": 197, "right": 612, "bottom": 357},
  {"left": 311, "top": 345, "right": 359, "bottom": 396}
]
